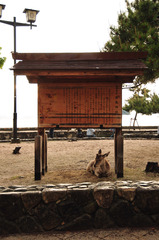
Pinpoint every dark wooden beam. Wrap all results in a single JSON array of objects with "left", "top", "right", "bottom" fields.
[
  {"left": 26, "top": 76, "right": 135, "bottom": 84},
  {"left": 38, "top": 128, "right": 47, "bottom": 176},
  {"left": 13, "top": 69, "right": 145, "bottom": 78},
  {"left": 35, "top": 135, "right": 42, "bottom": 180},
  {"left": 115, "top": 128, "right": 123, "bottom": 178},
  {"left": 12, "top": 52, "right": 147, "bottom": 61},
  {"left": 45, "top": 133, "right": 48, "bottom": 172}
]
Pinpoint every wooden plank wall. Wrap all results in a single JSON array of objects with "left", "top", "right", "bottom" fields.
[{"left": 38, "top": 82, "right": 122, "bottom": 128}]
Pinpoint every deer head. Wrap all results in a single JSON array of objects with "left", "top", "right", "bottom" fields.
[{"left": 94, "top": 149, "right": 110, "bottom": 167}]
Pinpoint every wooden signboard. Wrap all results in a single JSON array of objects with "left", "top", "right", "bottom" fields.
[{"left": 38, "top": 82, "right": 122, "bottom": 128}]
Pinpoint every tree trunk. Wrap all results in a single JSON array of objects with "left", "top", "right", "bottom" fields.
[{"left": 133, "top": 111, "right": 137, "bottom": 129}]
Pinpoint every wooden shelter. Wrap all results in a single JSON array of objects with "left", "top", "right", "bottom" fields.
[{"left": 12, "top": 52, "right": 147, "bottom": 180}]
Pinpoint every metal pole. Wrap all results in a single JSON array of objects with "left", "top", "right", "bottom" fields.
[
  {"left": 0, "top": 17, "right": 37, "bottom": 143},
  {"left": 12, "top": 17, "right": 20, "bottom": 143}
]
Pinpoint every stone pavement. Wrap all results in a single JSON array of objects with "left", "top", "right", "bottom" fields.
[{"left": 1, "top": 228, "right": 159, "bottom": 240}]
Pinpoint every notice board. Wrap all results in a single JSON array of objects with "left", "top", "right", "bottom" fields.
[{"left": 38, "top": 82, "right": 122, "bottom": 128}]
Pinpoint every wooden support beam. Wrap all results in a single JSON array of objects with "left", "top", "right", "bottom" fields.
[
  {"left": 45, "top": 133, "right": 48, "bottom": 172},
  {"left": 114, "top": 131, "right": 117, "bottom": 174},
  {"left": 12, "top": 52, "right": 148, "bottom": 61},
  {"left": 114, "top": 128, "right": 123, "bottom": 178},
  {"left": 35, "top": 135, "right": 42, "bottom": 180},
  {"left": 13, "top": 69, "right": 145, "bottom": 78},
  {"left": 38, "top": 128, "right": 47, "bottom": 176},
  {"left": 42, "top": 129, "right": 46, "bottom": 176}
]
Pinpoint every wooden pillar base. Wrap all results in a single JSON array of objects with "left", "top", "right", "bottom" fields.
[
  {"left": 35, "top": 172, "right": 42, "bottom": 181},
  {"left": 117, "top": 172, "right": 123, "bottom": 178}
]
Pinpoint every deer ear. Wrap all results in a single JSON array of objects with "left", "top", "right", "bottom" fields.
[
  {"left": 104, "top": 151, "right": 110, "bottom": 157},
  {"left": 98, "top": 149, "right": 102, "bottom": 154}
]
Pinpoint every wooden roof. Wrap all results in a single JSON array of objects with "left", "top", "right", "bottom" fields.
[{"left": 11, "top": 52, "right": 147, "bottom": 83}]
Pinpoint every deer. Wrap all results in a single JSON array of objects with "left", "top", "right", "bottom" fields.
[{"left": 86, "top": 149, "right": 111, "bottom": 177}]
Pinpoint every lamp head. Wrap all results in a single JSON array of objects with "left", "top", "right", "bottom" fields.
[
  {"left": 0, "top": 4, "right": 5, "bottom": 18},
  {"left": 23, "top": 8, "right": 39, "bottom": 23}
]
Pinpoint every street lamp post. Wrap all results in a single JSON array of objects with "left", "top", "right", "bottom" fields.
[{"left": 0, "top": 5, "right": 39, "bottom": 143}]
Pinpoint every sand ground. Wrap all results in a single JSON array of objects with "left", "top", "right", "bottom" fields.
[
  {"left": 1, "top": 228, "right": 159, "bottom": 240},
  {"left": 0, "top": 139, "right": 159, "bottom": 187},
  {"left": 1, "top": 139, "right": 159, "bottom": 239}
]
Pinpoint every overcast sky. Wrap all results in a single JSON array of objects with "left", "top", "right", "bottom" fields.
[{"left": 0, "top": 0, "right": 158, "bottom": 127}]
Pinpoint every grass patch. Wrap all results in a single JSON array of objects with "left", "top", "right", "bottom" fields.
[{"left": 10, "top": 176, "right": 25, "bottom": 181}]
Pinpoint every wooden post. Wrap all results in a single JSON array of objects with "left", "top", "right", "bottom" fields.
[
  {"left": 114, "top": 129, "right": 117, "bottom": 174},
  {"left": 38, "top": 128, "right": 46, "bottom": 175},
  {"left": 35, "top": 135, "right": 42, "bottom": 180},
  {"left": 42, "top": 129, "right": 46, "bottom": 176},
  {"left": 114, "top": 128, "right": 123, "bottom": 178},
  {"left": 42, "top": 129, "right": 45, "bottom": 176},
  {"left": 45, "top": 133, "right": 48, "bottom": 172}
]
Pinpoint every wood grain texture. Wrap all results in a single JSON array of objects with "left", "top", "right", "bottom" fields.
[
  {"left": 38, "top": 82, "right": 122, "bottom": 128},
  {"left": 13, "top": 60, "right": 146, "bottom": 70},
  {"left": 12, "top": 52, "right": 147, "bottom": 61}
]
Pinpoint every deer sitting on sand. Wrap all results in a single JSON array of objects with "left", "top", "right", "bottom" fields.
[{"left": 86, "top": 149, "right": 111, "bottom": 177}]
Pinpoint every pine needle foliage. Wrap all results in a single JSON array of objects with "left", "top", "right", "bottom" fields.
[
  {"left": 103, "top": 0, "right": 159, "bottom": 85},
  {"left": 0, "top": 47, "right": 6, "bottom": 69},
  {"left": 123, "top": 86, "right": 159, "bottom": 114}
]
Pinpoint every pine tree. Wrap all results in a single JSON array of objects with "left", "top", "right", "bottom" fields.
[
  {"left": 123, "top": 86, "right": 159, "bottom": 125},
  {"left": 103, "top": 0, "right": 159, "bottom": 85}
]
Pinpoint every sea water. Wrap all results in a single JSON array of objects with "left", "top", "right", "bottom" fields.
[
  {"left": 122, "top": 112, "right": 159, "bottom": 127},
  {"left": 0, "top": 112, "right": 159, "bottom": 128}
]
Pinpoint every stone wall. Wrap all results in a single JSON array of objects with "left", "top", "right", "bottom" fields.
[
  {"left": 1, "top": 181, "right": 159, "bottom": 234},
  {"left": 0, "top": 127, "right": 159, "bottom": 142},
  {"left": 0, "top": 129, "right": 112, "bottom": 141},
  {"left": 0, "top": 129, "right": 159, "bottom": 142}
]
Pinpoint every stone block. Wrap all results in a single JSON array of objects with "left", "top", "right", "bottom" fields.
[
  {"left": 94, "top": 208, "right": 115, "bottom": 228},
  {"left": 116, "top": 186, "right": 136, "bottom": 202},
  {"left": 135, "top": 188, "right": 159, "bottom": 214},
  {"left": 42, "top": 188, "right": 67, "bottom": 204},
  {"left": 57, "top": 198, "right": 83, "bottom": 222},
  {"left": 18, "top": 216, "right": 43, "bottom": 233},
  {"left": 34, "top": 203, "right": 62, "bottom": 231},
  {"left": 0, "top": 218, "right": 20, "bottom": 234},
  {"left": 131, "top": 213, "right": 153, "bottom": 227},
  {"left": 94, "top": 186, "right": 114, "bottom": 208},
  {"left": 68, "top": 188, "right": 94, "bottom": 206},
  {"left": 21, "top": 191, "right": 42, "bottom": 211},
  {"left": 110, "top": 200, "right": 134, "bottom": 227},
  {"left": 0, "top": 193, "right": 24, "bottom": 221},
  {"left": 57, "top": 214, "right": 92, "bottom": 230},
  {"left": 83, "top": 201, "right": 98, "bottom": 214}
]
